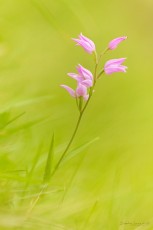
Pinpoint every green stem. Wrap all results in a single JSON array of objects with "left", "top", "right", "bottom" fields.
[
  {"left": 52, "top": 49, "right": 107, "bottom": 176},
  {"left": 25, "top": 48, "right": 108, "bottom": 219},
  {"left": 97, "top": 69, "right": 104, "bottom": 79},
  {"left": 93, "top": 51, "right": 98, "bottom": 82},
  {"left": 52, "top": 87, "right": 95, "bottom": 177},
  {"left": 51, "top": 112, "right": 83, "bottom": 176},
  {"left": 98, "top": 48, "right": 109, "bottom": 64}
]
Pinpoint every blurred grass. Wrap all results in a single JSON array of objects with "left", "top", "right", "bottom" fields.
[{"left": 0, "top": 0, "right": 153, "bottom": 229}]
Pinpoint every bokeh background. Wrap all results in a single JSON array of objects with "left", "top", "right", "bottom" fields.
[{"left": 0, "top": 0, "right": 153, "bottom": 229}]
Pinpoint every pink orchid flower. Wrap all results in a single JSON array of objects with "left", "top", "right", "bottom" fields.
[
  {"left": 68, "top": 64, "right": 93, "bottom": 87},
  {"left": 104, "top": 58, "right": 127, "bottom": 75},
  {"left": 108, "top": 36, "right": 127, "bottom": 50},
  {"left": 72, "top": 33, "right": 96, "bottom": 54},
  {"left": 61, "top": 83, "right": 89, "bottom": 101}
]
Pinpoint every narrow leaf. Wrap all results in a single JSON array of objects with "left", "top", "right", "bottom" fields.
[{"left": 4, "top": 112, "right": 25, "bottom": 128}]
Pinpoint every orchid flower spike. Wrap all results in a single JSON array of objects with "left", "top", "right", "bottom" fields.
[
  {"left": 104, "top": 58, "right": 127, "bottom": 75},
  {"left": 72, "top": 33, "right": 96, "bottom": 54},
  {"left": 61, "top": 83, "right": 89, "bottom": 101},
  {"left": 108, "top": 36, "right": 127, "bottom": 50},
  {"left": 68, "top": 64, "right": 93, "bottom": 88}
]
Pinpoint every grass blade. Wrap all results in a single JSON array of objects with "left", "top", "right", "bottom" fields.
[
  {"left": 3, "top": 112, "right": 25, "bottom": 128},
  {"left": 43, "top": 133, "right": 54, "bottom": 184}
]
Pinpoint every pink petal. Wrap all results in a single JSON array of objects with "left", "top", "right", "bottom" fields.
[
  {"left": 67, "top": 73, "right": 80, "bottom": 80},
  {"left": 104, "top": 65, "right": 127, "bottom": 75},
  {"left": 76, "top": 84, "right": 87, "bottom": 97},
  {"left": 109, "top": 36, "right": 127, "bottom": 50},
  {"left": 79, "top": 33, "right": 96, "bottom": 51},
  {"left": 61, "top": 85, "right": 76, "bottom": 97},
  {"left": 105, "top": 58, "right": 126, "bottom": 68},
  {"left": 72, "top": 39, "right": 92, "bottom": 53},
  {"left": 76, "top": 64, "right": 93, "bottom": 80},
  {"left": 81, "top": 79, "right": 93, "bottom": 87},
  {"left": 72, "top": 38, "right": 83, "bottom": 46},
  {"left": 79, "top": 42, "right": 94, "bottom": 54},
  {"left": 72, "top": 33, "right": 95, "bottom": 54}
]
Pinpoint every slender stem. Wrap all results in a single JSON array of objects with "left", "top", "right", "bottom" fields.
[
  {"left": 75, "top": 97, "right": 79, "bottom": 109},
  {"left": 81, "top": 85, "right": 94, "bottom": 115},
  {"left": 98, "top": 48, "right": 109, "bottom": 64},
  {"left": 93, "top": 51, "right": 98, "bottom": 82},
  {"left": 52, "top": 49, "right": 107, "bottom": 176},
  {"left": 51, "top": 112, "right": 83, "bottom": 176},
  {"left": 97, "top": 69, "right": 104, "bottom": 79},
  {"left": 25, "top": 47, "right": 108, "bottom": 219}
]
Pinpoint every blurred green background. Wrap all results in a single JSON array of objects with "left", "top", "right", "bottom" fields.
[{"left": 0, "top": 0, "right": 153, "bottom": 229}]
